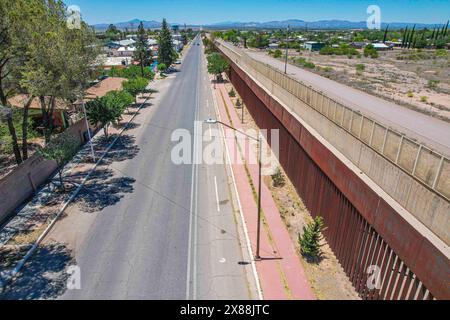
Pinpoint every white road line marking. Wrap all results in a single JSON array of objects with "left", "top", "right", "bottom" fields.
[
  {"left": 192, "top": 42, "right": 201, "bottom": 300},
  {"left": 186, "top": 35, "right": 200, "bottom": 300},
  {"left": 214, "top": 176, "right": 220, "bottom": 212}
]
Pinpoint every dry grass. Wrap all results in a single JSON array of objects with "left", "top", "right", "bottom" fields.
[{"left": 278, "top": 48, "right": 450, "bottom": 122}]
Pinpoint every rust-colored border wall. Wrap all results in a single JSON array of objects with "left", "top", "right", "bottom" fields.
[
  {"left": 0, "top": 119, "right": 96, "bottom": 225},
  {"left": 226, "top": 62, "right": 449, "bottom": 300}
]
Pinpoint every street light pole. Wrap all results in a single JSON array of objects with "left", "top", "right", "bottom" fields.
[
  {"left": 81, "top": 97, "right": 96, "bottom": 162},
  {"left": 255, "top": 133, "right": 262, "bottom": 260},
  {"left": 284, "top": 25, "right": 290, "bottom": 74},
  {"left": 242, "top": 103, "right": 244, "bottom": 124},
  {"left": 204, "top": 118, "right": 263, "bottom": 260}
]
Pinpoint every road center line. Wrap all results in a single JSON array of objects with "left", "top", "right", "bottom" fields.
[
  {"left": 186, "top": 37, "right": 199, "bottom": 300},
  {"left": 214, "top": 176, "right": 221, "bottom": 212}
]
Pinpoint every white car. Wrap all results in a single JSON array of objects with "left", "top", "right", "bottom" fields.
[{"left": 174, "top": 59, "right": 182, "bottom": 65}]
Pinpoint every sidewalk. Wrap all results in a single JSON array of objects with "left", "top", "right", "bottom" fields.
[{"left": 213, "top": 79, "right": 315, "bottom": 300}]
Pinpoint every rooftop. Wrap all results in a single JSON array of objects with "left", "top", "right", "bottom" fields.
[
  {"left": 8, "top": 95, "right": 69, "bottom": 110},
  {"left": 84, "top": 77, "right": 128, "bottom": 101}
]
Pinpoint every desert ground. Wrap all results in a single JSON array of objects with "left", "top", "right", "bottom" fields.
[{"left": 269, "top": 48, "right": 450, "bottom": 122}]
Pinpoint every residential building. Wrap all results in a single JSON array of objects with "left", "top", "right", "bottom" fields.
[
  {"left": 372, "top": 43, "right": 391, "bottom": 51},
  {"left": 268, "top": 43, "right": 280, "bottom": 49},
  {"left": 304, "top": 41, "right": 326, "bottom": 51}
]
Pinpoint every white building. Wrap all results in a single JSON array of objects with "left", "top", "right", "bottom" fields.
[
  {"left": 372, "top": 43, "right": 391, "bottom": 51},
  {"left": 268, "top": 43, "right": 280, "bottom": 49},
  {"left": 108, "top": 39, "right": 136, "bottom": 49},
  {"left": 110, "top": 46, "right": 136, "bottom": 57}
]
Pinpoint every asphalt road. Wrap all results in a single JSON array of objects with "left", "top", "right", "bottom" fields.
[
  {"left": 245, "top": 49, "right": 450, "bottom": 156},
  {"left": 2, "top": 36, "right": 255, "bottom": 300}
]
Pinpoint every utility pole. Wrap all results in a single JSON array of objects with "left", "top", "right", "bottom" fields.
[
  {"left": 140, "top": 51, "right": 144, "bottom": 78},
  {"left": 284, "top": 25, "right": 290, "bottom": 74},
  {"left": 81, "top": 96, "right": 96, "bottom": 162}
]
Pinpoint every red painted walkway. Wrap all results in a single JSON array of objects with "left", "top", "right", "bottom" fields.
[{"left": 213, "top": 79, "right": 315, "bottom": 300}]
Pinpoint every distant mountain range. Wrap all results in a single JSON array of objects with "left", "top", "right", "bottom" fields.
[
  {"left": 206, "top": 19, "right": 443, "bottom": 29},
  {"left": 93, "top": 19, "right": 164, "bottom": 31},
  {"left": 92, "top": 18, "right": 445, "bottom": 31}
]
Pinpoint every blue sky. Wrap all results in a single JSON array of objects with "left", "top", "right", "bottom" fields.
[{"left": 67, "top": 0, "right": 450, "bottom": 25}]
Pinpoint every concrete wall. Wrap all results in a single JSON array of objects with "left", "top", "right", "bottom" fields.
[{"left": 0, "top": 119, "right": 96, "bottom": 224}]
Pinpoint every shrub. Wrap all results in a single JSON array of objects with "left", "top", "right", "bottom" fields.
[
  {"left": 273, "top": 49, "right": 283, "bottom": 58},
  {"left": 420, "top": 96, "right": 428, "bottom": 103},
  {"left": 207, "top": 52, "right": 229, "bottom": 82},
  {"left": 229, "top": 88, "right": 236, "bottom": 97},
  {"left": 299, "top": 216, "right": 325, "bottom": 261},
  {"left": 271, "top": 167, "right": 285, "bottom": 187},
  {"left": 319, "top": 44, "right": 359, "bottom": 57},
  {"left": 157, "top": 63, "right": 167, "bottom": 72},
  {"left": 427, "top": 80, "right": 440, "bottom": 89},
  {"left": 435, "top": 49, "right": 448, "bottom": 58},
  {"left": 407, "top": 90, "right": 414, "bottom": 98},
  {"left": 364, "top": 44, "right": 379, "bottom": 58},
  {"left": 303, "top": 61, "right": 316, "bottom": 69},
  {"left": 296, "top": 57, "right": 306, "bottom": 65},
  {"left": 356, "top": 64, "right": 365, "bottom": 72},
  {"left": 38, "top": 133, "right": 80, "bottom": 190}
]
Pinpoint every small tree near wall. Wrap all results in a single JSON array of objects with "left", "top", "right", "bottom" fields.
[
  {"left": 299, "top": 216, "right": 325, "bottom": 262},
  {"left": 38, "top": 134, "right": 79, "bottom": 191},
  {"left": 207, "top": 52, "right": 229, "bottom": 83}
]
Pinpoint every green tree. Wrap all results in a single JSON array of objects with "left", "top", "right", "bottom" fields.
[
  {"left": 273, "top": 49, "right": 283, "bottom": 58},
  {"left": 86, "top": 93, "right": 126, "bottom": 139},
  {"left": 105, "top": 24, "right": 121, "bottom": 40},
  {"left": 133, "top": 22, "right": 151, "bottom": 76},
  {"left": 123, "top": 77, "right": 149, "bottom": 103},
  {"left": 207, "top": 53, "right": 229, "bottom": 82},
  {"left": 104, "top": 90, "right": 134, "bottom": 115},
  {"left": 109, "top": 65, "right": 154, "bottom": 80},
  {"left": 299, "top": 216, "right": 325, "bottom": 261},
  {"left": 249, "top": 32, "right": 269, "bottom": 48},
  {"left": 364, "top": 44, "right": 379, "bottom": 58},
  {"left": 20, "top": 1, "right": 99, "bottom": 144},
  {"left": 38, "top": 133, "right": 79, "bottom": 190},
  {"left": 157, "top": 63, "right": 167, "bottom": 72},
  {"left": 158, "top": 19, "right": 176, "bottom": 67},
  {"left": 0, "top": 0, "right": 40, "bottom": 163}
]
